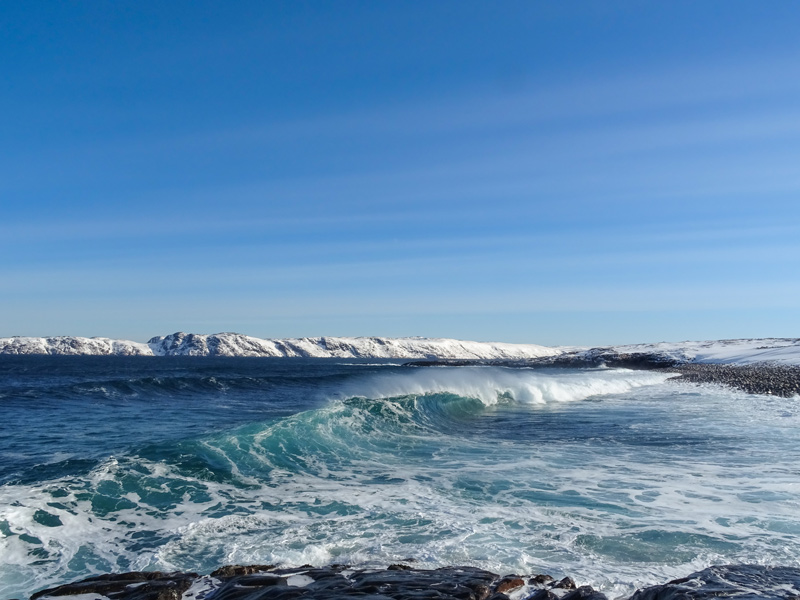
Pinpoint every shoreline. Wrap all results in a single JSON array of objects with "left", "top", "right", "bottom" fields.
[
  {"left": 404, "top": 355, "right": 800, "bottom": 398},
  {"left": 29, "top": 563, "right": 800, "bottom": 600},
  {"left": 672, "top": 363, "right": 800, "bottom": 397}
]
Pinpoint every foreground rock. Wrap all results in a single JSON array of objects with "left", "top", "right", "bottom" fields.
[
  {"left": 29, "top": 564, "right": 800, "bottom": 600},
  {"left": 30, "top": 565, "right": 606, "bottom": 600},
  {"left": 630, "top": 564, "right": 800, "bottom": 600}
]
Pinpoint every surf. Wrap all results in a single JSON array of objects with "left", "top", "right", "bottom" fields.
[{"left": 3, "top": 360, "right": 800, "bottom": 599}]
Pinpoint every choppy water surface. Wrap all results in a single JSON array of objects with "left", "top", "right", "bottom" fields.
[{"left": 1, "top": 357, "right": 800, "bottom": 599}]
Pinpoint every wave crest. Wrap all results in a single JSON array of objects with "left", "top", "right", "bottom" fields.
[{"left": 337, "top": 367, "right": 672, "bottom": 406}]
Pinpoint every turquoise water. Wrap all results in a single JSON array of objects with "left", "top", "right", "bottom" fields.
[{"left": 1, "top": 357, "right": 800, "bottom": 599}]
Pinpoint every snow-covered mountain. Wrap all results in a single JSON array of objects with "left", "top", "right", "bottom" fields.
[
  {"left": 0, "top": 332, "right": 559, "bottom": 360},
  {"left": 595, "top": 338, "right": 800, "bottom": 365},
  {"left": 0, "top": 336, "right": 152, "bottom": 356},
  {"left": 2, "top": 333, "right": 799, "bottom": 364}
]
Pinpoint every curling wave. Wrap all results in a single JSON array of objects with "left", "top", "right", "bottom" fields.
[{"left": 338, "top": 366, "right": 674, "bottom": 405}]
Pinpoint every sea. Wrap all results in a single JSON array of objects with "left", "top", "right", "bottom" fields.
[{"left": 1, "top": 357, "right": 800, "bottom": 599}]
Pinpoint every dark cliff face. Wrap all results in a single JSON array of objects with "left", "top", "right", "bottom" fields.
[{"left": 543, "top": 349, "right": 680, "bottom": 370}]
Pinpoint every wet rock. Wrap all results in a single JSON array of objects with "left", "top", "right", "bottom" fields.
[
  {"left": 554, "top": 577, "right": 577, "bottom": 590},
  {"left": 404, "top": 350, "right": 680, "bottom": 372},
  {"left": 630, "top": 565, "right": 800, "bottom": 600},
  {"left": 494, "top": 576, "right": 525, "bottom": 594},
  {"left": 30, "top": 571, "right": 198, "bottom": 600},
  {"left": 211, "top": 565, "right": 276, "bottom": 578},
  {"left": 31, "top": 566, "right": 508, "bottom": 600},
  {"left": 526, "top": 590, "right": 559, "bottom": 600},
  {"left": 471, "top": 584, "right": 492, "bottom": 600},
  {"left": 675, "top": 364, "right": 800, "bottom": 397},
  {"left": 562, "top": 585, "right": 608, "bottom": 600},
  {"left": 29, "top": 563, "right": 800, "bottom": 600},
  {"left": 211, "top": 575, "right": 288, "bottom": 600}
]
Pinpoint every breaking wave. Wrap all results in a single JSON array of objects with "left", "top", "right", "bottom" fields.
[
  {"left": 5, "top": 363, "right": 799, "bottom": 600},
  {"left": 336, "top": 366, "right": 674, "bottom": 405}
]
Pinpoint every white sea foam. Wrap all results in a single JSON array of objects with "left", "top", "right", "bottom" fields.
[
  {"left": 286, "top": 574, "right": 314, "bottom": 587},
  {"left": 37, "top": 595, "right": 108, "bottom": 600},
  {"left": 336, "top": 366, "right": 673, "bottom": 405},
  {"left": 4, "top": 372, "right": 800, "bottom": 600}
]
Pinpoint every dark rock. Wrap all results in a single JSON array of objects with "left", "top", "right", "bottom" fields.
[
  {"left": 389, "top": 564, "right": 414, "bottom": 571},
  {"left": 554, "top": 577, "right": 577, "bottom": 590},
  {"left": 31, "top": 566, "right": 504, "bottom": 600},
  {"left": 30, "top": 571, "right": 198, "bottom": 600},
  {"left": 630, "top": 565, "right": 800, "bottom": 600},
  {"left": 230, "top": 574, "right": 287, "bottom": 587},
  {"left": 29, "top": 563, "right": 800, "bottom": 600},
  {"left": 526, "top": 590, "right": 559, "bottom": 600},
  {"left": 211, "top": 565, "right": 276, "bottom": 578},
  {"left": 561, "top": 585, "right": 607, "bottom": 600},
  {"left": 471, "top": 584, "right": 491, "bottom": 600},
  {"left": 403, "top": 350, "right": 679, "bottom": 372},
  {"left": 675, "top": 364, "right": 800, "bottom": 397},
  {"left": 494, "top": 577, "right": 525, "bottom": 594},
  {"left": 211, "top": 575, "right": 289, "bottom": 600}
]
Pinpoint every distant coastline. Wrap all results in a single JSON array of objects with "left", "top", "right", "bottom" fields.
[
  {"left": 3, "top": 333, "right": 799, "bottom": 398},
  {"left": 0, "top": 332, "right": 558, "bottom": 359},
  {"left": 1, "top": 332, "right": 798, "bottom": 363}
]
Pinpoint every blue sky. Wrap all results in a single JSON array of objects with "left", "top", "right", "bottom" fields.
[{"left": 2, "top": 1, "right": 799, "bottom": 345}]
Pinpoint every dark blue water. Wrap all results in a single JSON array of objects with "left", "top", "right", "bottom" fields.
[
  {"left": 0, "top": 357, "right": 379, "bottom": 485},
  {"left": 2, "top": 357, "right": 799, "bottom": 599}
]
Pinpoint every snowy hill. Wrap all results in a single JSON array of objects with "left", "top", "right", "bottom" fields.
[
  {"left": 596, "top": 338, "right": 800, "bottom": 365},
  {"left": 0, "top": 332, "right": 559, "bottom": 360},
  {"left": 0, "top": 336, "right": 152, "bottom": 356},
  {"left": 147, "top": 332, "right": 561, "bottom": 359},
  {"left": 2, "top": 333, "right": 799, "bottom": 364}
]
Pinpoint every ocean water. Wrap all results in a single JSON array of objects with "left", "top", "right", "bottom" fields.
[{"left": 1, "top": 357, "right": 800, "bottom": 599}]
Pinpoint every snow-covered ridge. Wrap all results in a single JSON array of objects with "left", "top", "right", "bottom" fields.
[
  {"left": 595, "top": 337, "right": 800, "bottom": 365},
  {"left": 0, "top": 336, "right": 152, "bottom": 356},
  {"left": 149, "top": 332, "right": 561, "bottom": 359},
  {"left": 2, "top": 333, "right": 799, "bottom": 364},
  {"left": 0, "top": 332, "right": 559, "bottom": 360}
]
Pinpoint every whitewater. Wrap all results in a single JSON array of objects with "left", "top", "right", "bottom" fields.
[{"left": 2, "top": 357, "right": 800, "bottom": 600}]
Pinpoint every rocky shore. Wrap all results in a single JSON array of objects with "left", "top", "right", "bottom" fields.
[
  {"left": 405, "top": 351, "right": 800, "bottom": 398},
  {"left": 28, "top": 564, "right": 800, "bottom": 600},
  {"left": 673, "top": 363, "right": 800, "bottom": 397}
]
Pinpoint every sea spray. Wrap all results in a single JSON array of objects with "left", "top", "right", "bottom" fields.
[
  {"left": 336, "top": 366, "right": 673, "bottom": 405},
  {"left": 2, "top": 359, "right": 800, "bottom": 599}
]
